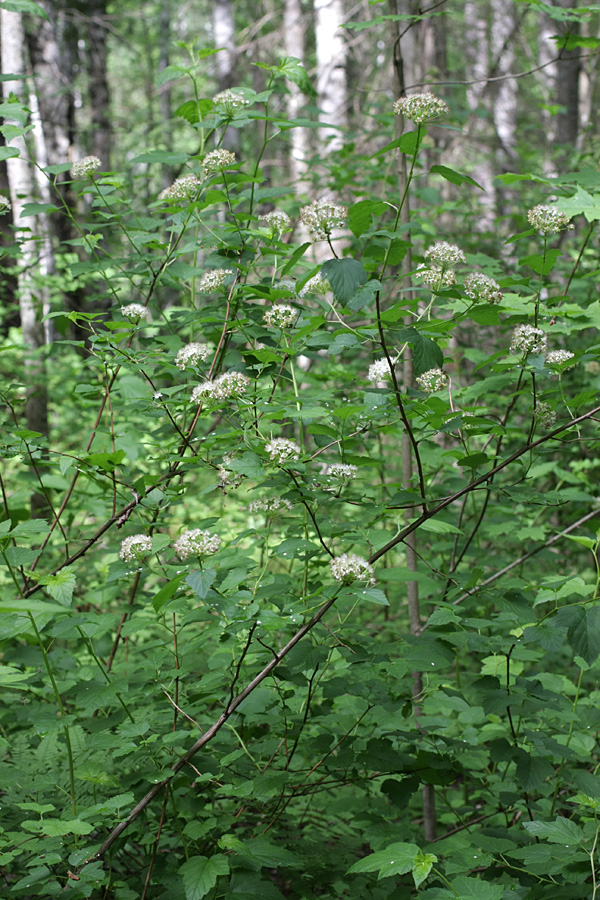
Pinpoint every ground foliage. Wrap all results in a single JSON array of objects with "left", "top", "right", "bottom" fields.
[{"left": 2, "top": 20, "right": 600, "bottom": 900}]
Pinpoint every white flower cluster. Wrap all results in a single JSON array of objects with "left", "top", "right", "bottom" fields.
[
  {"left": 534, "top": 401, "right": 557, "bottom": 429},
  {"left": 213, "top": 90, "right": 249, "bottom": 116},
  {"left": 0, "top": 194, "right": 12, "bottom": 212},
  {"left": 298, "top": 273, "right": 332, "bottom": 297},
  {"left": 264, "top": 304, "right": 297, "bottom": 328},
  {"left": 368, "top": 359, "right": 394, "bottom": 383},
  {"left": 393, "top": 93, "right": 449, "bottom": 124},
  {"left": 416, "top": 367, "right": 448, "bottom": 393},
  {"left": 546, "top": 349, "right": 575, "bottom": 368},
  {"left": 175, "top": 342, "right": 212, "bottom": 369},
  {"left": 510, "top": 324, "right": 547, "bottom": 356},
  {"left": 202, "top": 149, "right": 237, "bottom": 176},
  {"left": 173, "top": 528, "right": 221, "bottom": 560},
  {"left": 527, "top": 204, "right": 573, "bottom": 235},
  {"left": 71, "top": 156, "right": 102, "bottom": 178},
  {"left": 248, "top": 497, "right": 293, "bottom": 514},
  {"left": 120, "top": 303, "right": 149, "bottom": 321},
  {"left": 159, "top": 174, "right": 201, "bottom": 201},
  {"left": 330, "top": 553, "right": 375, "bottom": 586},
  {"left": 265, "top": 437, "right": 301, "bottom": 464},
  {"left": 325, "top": 463, "right": 358, "bottom": 481},
  {"left": 424, "top": 242, "right": 465, "bottom": 267},
  {"left": 191, "top": 371, "right": 250, "bottom": 403},
  {"left": 415, "top": 264, "right": 456, "bottom": 290},
  {"left": 198, "top": 269, "right": 234, "bottom": 293},
  {"left": 119, "top": 534, "right": 153, "bottom": 561},
  {"left": 464, "top": 272, "right": 503, "bottom": 304},
  {"left": 300, "top": 199, "right": 348, "bottom": 241},
  {"left": 218, "top": 455, "right": 242, "bottom": 489},
  {"left": 259, "top": 210, "right": 291, "bottom": 237}
]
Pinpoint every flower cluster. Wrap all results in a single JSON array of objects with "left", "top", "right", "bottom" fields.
[
  {"left": 120, "top": 303, "right": 149, "bottom": 321},
  {"left": 298, "top": 273, "right": 332, "bottom": 297},
  {"left": 119, "top": 534, "right": 153, "bottom": 561},
  {"left": 415, "top": 264, "right": 456, "bottom": 290},
  {"left": 424, "top": 242, "right": 466, "bottom": 267},
  {"left": 393, "top": 93, "right": 449, "bottom": 124},
  {"left": 369, "top": 359, "right": 394, "bottom": 383},
  {"left": 527, "top": 204, "right": 573, "bottom": 235},
  {"left": 546, "top": 349, "right": 575, "bottom": 368},
  {"left": 175, "top": 342, "right": 212, "bottom": 370},
  {"left": 213, "top": 90, "right": 249, "bottom": 116},
  {"left": 325, "top": 463, "right": 358, "bottom": 481},
  {"left": 300, "top": 199, "right": 348, "bottom": 241},
  {"left": 510, "top": 324, "right": 547, "bottom": 356},
  {"left": 0, "top": 194, "right": 11, "bottom": 212},
  {"left": 202, "top": 149, "right": 237, "bottom": 177},
  {"left": 330, "top": 553, "right": 375, "bottom": 586},
  {"left": 265, "top": 437, "right": 301, "bottom": 464},
  {"left": 416, "top": 368, "right": 448, "bottom": 393},
  {"left": 191, "top": 371, "right": 250, "bottom": 403},
  {"left": 173, "top": 528, "right": 221, "bottom": 560},
  {"left": 464, "top": 272, "right": 503, "bottom": 304},
  {"left": 264, "top": 304, "right": 297, "bottom": 328},
  {"left": 218, "top": 455, "right": 242, "bottom": 490},
  {"left": 198, "top": 269, "right": 234, "bottom": 293},
  {"left": 159, "top": 174, "right": 201, "bottom": 202},
  {"left": 71, "top": 156, "right": 102, "bottom": 178},
  {"left": 248, "top": 497, "right": 293, "bottom": 514},
  {"left": 259, "top": 210, "right": 291, "bottom": 237},
  {"left": 534, "top": 401, "right": 557, "bottom": 429}
]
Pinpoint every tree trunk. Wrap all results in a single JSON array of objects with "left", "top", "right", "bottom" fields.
[
  {"left": 213, "top": 0, "right": 239, "bottom": 153},
  {"left": 314, "top": 0, "right": 347, "bottom": 153},
  {"left": 86, "top": 0, "right": 110, "bottom": 166},
  {"left": 284, "top": 0, "right": 310, "bottom": 197}
]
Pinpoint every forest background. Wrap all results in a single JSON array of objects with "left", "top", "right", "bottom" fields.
[{"left": 2, "top": 0, "right": 600, "bottom": 898}]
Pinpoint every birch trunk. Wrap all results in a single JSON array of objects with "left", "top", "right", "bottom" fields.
[
  {"left": 213, "top": 0, "right": 239, "bottom": 152},
  {"left": 284, "top": 0, "right": 310, "bottom": 197},
  {"left": 314, "top": 0, "right": 347, "bottom": 153}
]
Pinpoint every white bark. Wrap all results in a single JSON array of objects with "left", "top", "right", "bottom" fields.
[
  {"left": 314, "top": 0, "right": 347, "bottom": 152},
  {"left": 284, "top": 0, "right": 310, "bottom": 197}
]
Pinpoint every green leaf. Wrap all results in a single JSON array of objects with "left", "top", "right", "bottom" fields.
[
  {"left": 20, "top": 202, "right": 60, "bottom": 217},
  {"left": 348, "top": 200, "right": 387, "bottom": 237},
  {"left": 361, "top": 588, "right": 389, "bottom": 606},
  {"left": 156, "top": 64, "right": 188, "bottom": 87},
  {"left": 412, "top": 852, "right": 437, "bottom": 888},
  {"left": 556, "top": 185, "right": 600, "bottom": 223},
  {"left": 516, "top": 752, "right": 555, "bottom": 790},
  {"left": 519, "top": 248, "right": 561, "bottom": 276},
  {"left": 457, "top": 452, "right": 489, "bottom": 469},
  {"left": 186, "top": 569, "right": 217, "bottom": 600},
  {"left": 412, "top": 334, "right": 443, "bottom": 376},
  {"left": 347, "top": 280, "right": 381, "bottom": 311},
  {"left": 347, "top": 841, "right": 419, "bottom": 878},
  {"left": 0, "top": 0, "right": 48, "bottom": 16},
  {"left": 39, "top": 566, "right": 76, "bottom": 606},
  {"left": 274, "top": 57, "right": 316, "bottom": 97},
  {"left": 566, "top": 605, "right": 600, "bottom": 666},
  {"left": 0, "top": 597, "right": 69, "bottom": 616},
  {"left": 180, "top": 854, "right": 230, "bottom": 900},
  {"left": 281, "top": 241, "right": 311, "bottom": 276},
  {"left": 523, "top": 816, "right": 584, "bottom": 845},
  {"left": 321, "top": 258, "right": 368, "bottom": 304},
  {"left": 41, "top": 818, "right": 94, "bottom": 836},
  {"left": 130, "top": 149, "right": 189, "bottom": 165},
  {"left": 0, "top": 146, "right": 19, "bottom": 160},
  {"left": 448, "top": 876, "right": 504, "bottom": 899},
  {"left": 371, "top": 130, "right": 425, "bottom": 158},
  {"left": 430, "top": 165, "right": 484, "bottom": 190},
  {"left": 152, "top": 573, "right": 186, "bottom": 612}
]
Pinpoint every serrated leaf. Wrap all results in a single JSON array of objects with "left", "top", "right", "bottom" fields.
[
  {"left": 348, "top": 200, "right": 387, "bottom": 237},
  {"left": 275, "top": 57, "right": 316, "bottom": 97},
  {"left": 156, "top": 64, "right": 187, "bottom": 87},
  {"left": 430, "top": 165, "right": 484, "bottom": 190},
  {"left": 0, "top": 146, "right": 20, "bottom": 160},
  {"left": 448, "top": 875, "right": 504, "bottom": 899},
  {"left": 152, "top": 574, "right": 186, "bottom": 612},
  {"left": 130, "top": 150, "right": 189, "bottom": 165},
  {"left": 412, "top": 851, "right": 437, "bottom": 888},
  {"left": 515, "top": 753, "right": 555, "bottom": 790},
  {"left": 347, "top": 280, "right": 380, "bottom": 311},
  {"left": 321, "top": 258, "right": 368, "bottom": 304},
  {"left": 523, "top": 816, "right": 583, "bottom": 845},
  {"left": 39, "top": 566, "right": 76, "bottom": 606},
  {"left": 347, "top": 841, "right": 419, "bottom": 877},
  {"left": 186, "top": 569, "right": 217, "bottom": 600},
  {"left": 556, "top": 185, "right": 600, "bottom": 223},
  {"left": 566, "top": 605, "right": 600, "bottom": 666},
  {"left": 412, "top": 334, "right": 443, "bottom": 377},
  {"left": 0, "top": 0, "right": 48, "bottom": 17},
  {"left": 180, "top": 854, "right": 230, "bottom": 900},
  {"left": 0, "top": 598, "right": 69, "bottom": 616},
  {"left": 361, "top": 588, "right": 389, "bottom": 606},
  {"left": 457, "top": 452, "right": 489, "bottom": 469},
  {"left": 519, "top": 248, "right": 561, "bottom": 276},
  {"left": 20, "top": 202, "right": 60, "bottom": 217}
]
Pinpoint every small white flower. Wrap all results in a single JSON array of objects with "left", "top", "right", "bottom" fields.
[
  {"left": 198, "top": 269, "right": 234, "bottom": 293},
  {"left": 191, "top": 371, "right": 250, "bottom": 403},
  {"left": 325, "top": 463, "right": 358, "bottom": 481},
  {"left": 415, "top": 264, "right": 456, "bottom": 290},
  {"left": 71, "top": 156, "right": 102, "bottom": 178},
  {"left": 120, "top": 303, "right": 149, "bottom": 321},
  {"left": 298, "top": 272, "right": 332, "bottom": 297},
  {"left": 0, "top": 194, "right": 11, "bottom": 212},
  {"left": 248, "top": 497, "right": 293, "bottom": 514},
  {"left": 175, "top": 342, "right": 212, "bottom": 370},
  {"left": 258, "top": 210, "right": 291, "bottom": 237},
  {"left": 263, "top": 304, "right": 297, "bottom": 328},
  {"left": 173, "top": 528, "right": 221, "bottom": 560},
  {"left": 119, "top": 534, "right": 153, "bottom": 561},
  {"left": 393, "top": 93, "right": 449, "bottom": 124},
  {"left": 300, "top": 199, "right": 348, "bottom": 241},
  {"left": 202, "top": 149, "right": 237, "bottom": 176},
  {"left": 424, "top": 242, "right": 465, "bottom": 267},
  {"left": 528, "top": 204, "right": 573, "bottom": 235},
  {"left": 546, "top": 349, "right": 575, "bottom": 368},
  {"left": 213, "top": 90, "right": 249, "bottom": 116},
  {"left": 464, "top": 272, "right": 503, "bottom": 304},
  {"left": 330, "top": 553, "right": 375, "bottom": 586},
  {"left": 510, "top": 324, "right": 547, "bottom": 356},
  {"left": 368, "top": 359, "right": 393, "bottom": 383},
  {"left": 218, "top": 455, "right": 242, "bottom": 489},
  {"left": 159, "top": 174, "right": 201, "bottom": 201},
  {"left": 265, "top": 437, "right": 301, "bottom": 464},
  {"left": 416, "top": 368, "right": 448, "bottom": 393}
]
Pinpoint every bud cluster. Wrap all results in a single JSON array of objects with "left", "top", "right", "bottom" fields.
[
  {"left": 71, "top": 156, "right": 102, "bottom": 178},
  {"left": 175, "top": 342, "right": 213, "bottom": 370},
  {"left": 527, "top": 204, "right": 573, "bottom": 235},
  {"left": 298, "top": 273, "right": 332, "bottom": 297},
  {"left": 393, "top": 93, "right": 449, "bottom": 124},
  {"left": 258, "top": 210, "right": 291, "bottom": 237},
  {"left": 213, "top": 90, "right": 249, "bottom": 116},
  {"left": 330, "top": 553, "right": 375, "bottom": 586},
  {"left": 300, "top": 199, "right": 348, "bottom": 241},
  {"left": 510, "top": 324, "right": 547, "bottom": 356},
  {"left": 325, "top": 463, "right": 358, "bottom": 481},
  {"left": 159, "top": 174, "right": 201, "bottom": 202},
  {"left": 248, "top": 497, "right": 293, "bottom": 514},
  {"left": 119, "top": 534, "right": 153, "bottom": 561},
  {"left": 464, "top": 272, "right": 503, "bottom": 304},
  {"left": 263, "top": 304, "right": 298, "bottom": 328},
  {"left": 416, "top": 368, "right": 448, "bottom": 393},
  {"left": 202, "top": 149, "right": 237, "bottom": 177},
  {"left": 198, "top": 269, "right": 234, "bottom": 293},
  {"left": 368, "top": 359, "right": 394, "bottom": 383},
  {"left": 546, "top": 349, "right": 575, "bottom": 368},
  {"left": 120, "top": 303, "right": 149, "bottom": 321},
  {"left": 265, "top": 437, "right": 301, "bottom": 464},
  {"left": 0, "top": 194, "right": 12, "bottom": 212},
  {"left": 173, "top": 528, "right": 221, "bottom": 560},
  {"left": 191, "top": 371, "right": 250, "bottom": 403}
]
